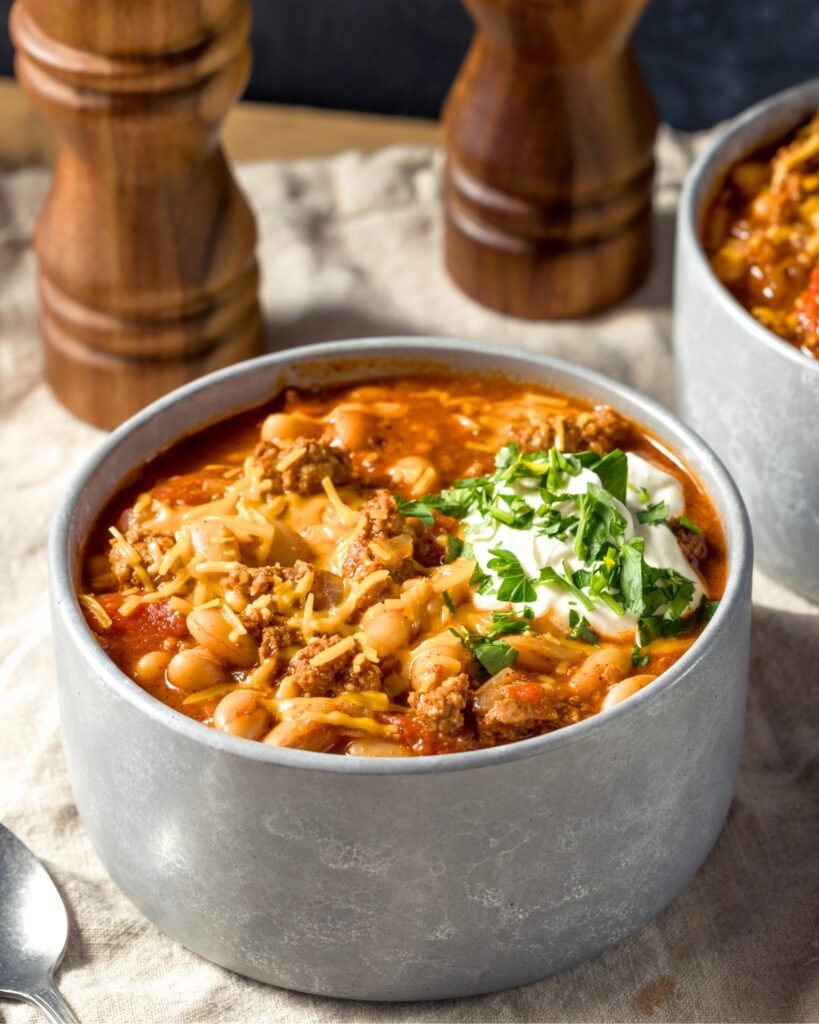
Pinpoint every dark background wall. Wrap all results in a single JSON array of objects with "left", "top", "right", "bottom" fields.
[{"left": 0, "top": 0, "right": 817, "bottom": 131}]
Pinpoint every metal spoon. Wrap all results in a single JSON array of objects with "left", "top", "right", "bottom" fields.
[{"left": 0, "top": 823, "right": 79, "bottom": 1023}]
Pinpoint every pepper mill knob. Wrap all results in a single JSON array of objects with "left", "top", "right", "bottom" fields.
[
  {"left": 443, "top": 0, "right": 658, "bottom": 319},
  {"left": 11, "top": 0, "right": 263, "bottom": 429}
]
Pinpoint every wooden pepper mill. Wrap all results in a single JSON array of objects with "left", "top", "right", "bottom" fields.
[
  {"left": 10, "top": 0, "right": 263, "bottom": 429},
  {"left": 443, "top": 0, "right": 658, "bottom": 319}
]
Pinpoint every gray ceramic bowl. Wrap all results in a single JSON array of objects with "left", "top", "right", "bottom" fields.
[
  {"left": 49, "top": 339, "right": 752, "bottom": 1001},
  {"left": 675, "top": 79, "right": 819, "bottom": 603}
]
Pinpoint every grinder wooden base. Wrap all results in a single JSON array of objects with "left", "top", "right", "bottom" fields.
[
  {"left": 443, "top": 0, "right": 657, "bottom": 320},
  {"left": 11, "top": 0, "right": 263, "bottom": 429}
]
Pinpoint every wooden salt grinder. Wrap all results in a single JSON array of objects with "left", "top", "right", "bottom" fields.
[
  {"left": 10, "top": 0, "right": 263, "bottom": 429},
  {"left": 443, "top": 0, "right": 658, "bottom": 319}
]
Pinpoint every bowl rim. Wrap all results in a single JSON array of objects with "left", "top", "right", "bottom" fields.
[
  {"left": 49, "top": 337, "right": 753, "bottom": 776},
  {"left": 679, "top": 76, "right": 819, "bottom": 376}
]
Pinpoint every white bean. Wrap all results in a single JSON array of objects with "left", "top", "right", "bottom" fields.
[
  {"left": 388, "top": 456, "right": 438, "bottom": 497},
  {"left": 166, "top": 646, "right": 228, "bottom": 692},
  {"left": 260, "top": 412, "right": 321, "bottom": 442},
  {"left": 186, "top": 607, "right": 258, "bottom": 668},
  {"left": 263, "top": 717, "right": 336, "bottom": 751},
  {"left": 214, "top": 691, "right": 270, "bottom": 739},
  {"left": 409, "top": 633, "right": 468, "bottom": 693},
  {"left": 507, "top": 633, "right": 584, "bottom": 672},
  {"left": 328, "top": 408, "right": 372, "bottom": 451},
  {"left": 361, "top": 606, "right": 412, "bottom": 657},
  {"left": 133, "top": 650, "right": 172, "bottom": 685},
  {"left": 569, "top": 647, "right": 631, "bottom": 700},
  {"left": 601, "top": 673, "right": 657, "bottom": 710},
  {"left": 345, "top": 738, "right": 411, "bottom": 758},
  {"left": 189, "top": 520, "right": 239, "bottom": 562}
]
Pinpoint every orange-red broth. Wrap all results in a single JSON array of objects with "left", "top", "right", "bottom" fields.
[{"left": 80, "top": 376, "right": 726, "bottom": 756}]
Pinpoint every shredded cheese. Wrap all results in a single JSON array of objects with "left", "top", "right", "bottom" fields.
[
  {"left": 321, "top": 477, "right": 361, "bottom": 527},
  {"left": 79, "top": 594, "right": 112, "bottom": 629},
  {"left": 276, "top": 446, "right": 307, "bottom": 472},
  {"left": 309, "top": 636, "right": 356, "bottom": 666}
]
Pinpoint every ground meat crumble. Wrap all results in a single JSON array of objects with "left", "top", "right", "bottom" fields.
[
  {"left": 287, "top": 634, "right": 382, "bottom": 697},
  {"left": 511, "top": 406, "right": 628, "bottom": 456},
  {"left": 408, "top": 674, "right": 470, "bottom": 736},
  {"left": 259, "top": 622, "right": 305, "bottom": 673},
  {"left": 472, "top": 669, "right": 579, "bottom": 746},
  {"left": 670, "top": 520, "right": 710, "bottom": 568},
  {"left": 254, "top": 438, "right": 352, "bottom": 495},
  {"left": 341, "top": 490, "right": 416, "bottom": 582}
]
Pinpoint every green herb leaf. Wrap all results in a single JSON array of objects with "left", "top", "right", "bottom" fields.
[
  {"left": 490, "top": 491, "right": 534, "bottom": 529},
  {"left": 462, "top": 544, "right": 493, "bottom": 593},
  {"left": 594, "top": 449, "right": 628, "bottom": 503},
  {"left": 487, "top": 609, "right": 533, "bottom": 636},
  {"left": 435, "top": 488, "right": 480, "bottom": 519},
  {"left": 445, "top": 535, "right": 463, "bottom": 563},
  {"left": 567, "top": 611, "right": 600, "bottom": 645},
  {"left": 538, "top": 564, "right": 594, "bottom": 611},
  {"left": 677, "top": 515, "right": 703, "bottom": 534},
  {"left": 487, "top": 548, "right": 537, "bottom": 603},
  {"left": 443, "top": 590, "right": 456, "bottom": 614},
  {"left": 450, "top": 610, "right": 532, "bottom": 677},
  {"left": 395, "top": 498, "right": 435, "bottom": 525},
  {"left": 620, "top": 537, "right": 645, "bottom": 616},
  {"left": 471, "top": 640, "right": 518, "bottom": 676},
  {"left": 632, "top": 644, "right": 650, "bottom": 667},
  {"left": 637, "top": 500, "right": 669, "bottom": 525}
]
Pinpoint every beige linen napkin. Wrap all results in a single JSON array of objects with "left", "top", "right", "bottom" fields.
[{"left": 0, "top": 132, "right": 817, "bottom": 1024}]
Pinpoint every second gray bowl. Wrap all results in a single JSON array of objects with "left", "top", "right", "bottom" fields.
[{"left": 675, "top": 79, "right": 819, "bottom": 603}]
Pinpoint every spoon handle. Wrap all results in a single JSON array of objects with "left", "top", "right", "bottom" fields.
[{"left": 30, "top": 982, "right": 79, "bottom": 1024}]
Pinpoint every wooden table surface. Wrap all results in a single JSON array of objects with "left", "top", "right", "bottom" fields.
[{"left": 0, "top": 77, "right": 442, "bottom": 170}]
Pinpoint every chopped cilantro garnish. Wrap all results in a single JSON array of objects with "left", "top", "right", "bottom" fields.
[
  {"left": 537, "top": 508, "right": 579, "bottom": 540},
  {"left": 442, "top": 590, "right": 456, "bottom": 614},
  {"left": 538, "top": 563, "right": 594, "bottom": 611},
  {"left": 397, "top": 489, "right": 478, "bottom": 523},
  {"left": 697, "top": 597, "right": 720, "bottom": 623},
  {"left": 435, "top": 487, "right": 480, "bottom": 519},
  {"left": 637, "top": 500, "right": 669, "bottom": 525},
  {"left": 395, "top": 498, "right": 436, "bottom": 525},
  {"left": 490, "top": 491, "right": 534, "bottom": 529},
  {"left": 488, "top": 609, "right": 534, "bottom": 634},
  {"left": 450, "top": 610, "right": 532, "bottom": 677},
  {"left": 467, "top": 557, "right": 494, "bottom": 595},
  {"left": 598, "top": 592, "right": 626, "bottom": 617},
  {"left": 632, "top": 645, "right": 650, "bottom": 667},
  {"left": 444, "top": 535, "right": 463, "bottom": 563},
  {"left": 664, "top": 579, "right": 696, "bottom": 621},
  {"left": 593, "top": 449, "right": 628, "bottom": 503},
  {"left": 471, "top": 641, "right": 518, "bottom": 676},
  {"left": 678, "top": 515, "right": 703, "bottom": 534},
  {"left": 393, "top": 441, "right": 703, "bottom": 636},
  {"left": 567, "top": 609, "right": 600, "bottom": 645},
  {"left": 573, "top": 483, "right": 627, "bottom": 563},
  {"left": 487, "top": 548, "right": 537, "bottom": 603},
  {"left": 619, "top": 537, "right": 645, "bottom": 616}
]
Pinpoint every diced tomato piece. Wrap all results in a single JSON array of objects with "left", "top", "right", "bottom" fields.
[
  {"left": 151, "top": 473, "right": 224, "bottom": 507},
  {"left": 506, "top": 683, "right": 546, "bottom": 706},
  {"left": 795, "top": 265, "right": 819, "bottom": 346},
  {"left": 87, "top": 595, "right": 187, "bottom": 651}
]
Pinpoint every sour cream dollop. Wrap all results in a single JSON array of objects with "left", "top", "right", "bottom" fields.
[{"left": 465, "top": 452, "right": 704, "bottom": 640}]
